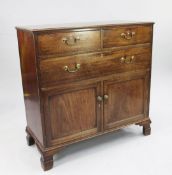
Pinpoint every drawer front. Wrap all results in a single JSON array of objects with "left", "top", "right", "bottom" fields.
[
  {"left": 36, "top": 30, "right": 101, "bottom": 56},
  {"left": 103, "top": 25, "right": 152, "bottom": 48},
  {"left": 40, "top": 46, "right": 151, "bottom": 87}
]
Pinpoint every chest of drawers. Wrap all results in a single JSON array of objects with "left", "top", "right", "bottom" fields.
[{"left": 16, "top": 21, "right": 154, "bottom": 171}]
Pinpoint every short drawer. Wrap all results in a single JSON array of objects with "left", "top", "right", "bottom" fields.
[
  {"left": 103, "top": 25, "right": 152, "bottom": 48},
  {"left": 36, "top": 30, "right": 101, "bottom": 57},
  {"left": 39, "top": 46, "right": 151, "bottom": 87}
]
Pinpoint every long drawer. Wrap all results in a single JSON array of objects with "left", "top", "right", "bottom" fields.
[{"left": 39, "top": 46, "right": 151, "bottom": 87}]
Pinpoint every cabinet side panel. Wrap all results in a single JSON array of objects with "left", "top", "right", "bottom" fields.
[
  {"left": 147, "top": 24, "right": 154, "bottom": 117},
  {"left": 17, "top": 30, "right": 44, "bottom": 145}
]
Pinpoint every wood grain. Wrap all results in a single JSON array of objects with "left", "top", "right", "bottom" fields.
[
  {"left": 103, "top": 25, "right": 152, "bottom": 48},
  {"left": 104, "top": 75, "right": 146, "bottom": 130},
  {"left": 43, "top": 81, "right": 101, "bottom": 145},
  {"left": 50, "top": 89, "right": 97, "bottom": 138},
  {"left": 16, "top": 21, "right": 154, "bottom": 171},
  {"left": 16, "top": 21, "right": 154, "bottom": 32},
  {"left": 17, "top": 30, "right": 44, "bottom": 145},
  {"left": 36, "top": 30, "right": 101, "bottom": 56},
  {"left": 39, "top": 46, "right": 151, "bottom": 87}
]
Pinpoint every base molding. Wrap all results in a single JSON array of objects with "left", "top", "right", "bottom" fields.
[{"left": 26, "top": 117, "right": 152, "bottom": 171}]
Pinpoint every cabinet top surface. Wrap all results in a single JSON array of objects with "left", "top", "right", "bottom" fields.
[{"left": 16, "top": 20, "right": 154, "bottom": 32}]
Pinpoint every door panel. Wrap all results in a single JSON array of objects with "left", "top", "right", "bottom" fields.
[
  {"left": 49, "top": 88, "right": 97, "bottom": 139},
  {"left": 104, "top": 72, "right": 149, "bottom": 130},
  {"left": 43, "top": 82, "right": 101, "bottom": 146}
]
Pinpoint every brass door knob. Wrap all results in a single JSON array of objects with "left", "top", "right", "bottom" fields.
[
  {"left": 97, "top": 96, "right": 103, "bottom": 102},
  {"left": 104, "top": 95, "right": 109, "bottom": 100}
]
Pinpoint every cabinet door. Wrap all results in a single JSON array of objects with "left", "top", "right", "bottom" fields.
[
  {"left": 103, "top": 71, "right": 150, "bottom": 130},
  {"left": 43, "top": 81, "right": 101, "bottom": 146}
]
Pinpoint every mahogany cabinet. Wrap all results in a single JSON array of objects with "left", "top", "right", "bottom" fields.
[{"left": 16, "top": 21, "right": 154, "bottom": 171}]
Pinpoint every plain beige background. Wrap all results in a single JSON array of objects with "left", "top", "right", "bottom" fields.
[{"left": 0, "top": 0, "right": 172, "bottom": 174}]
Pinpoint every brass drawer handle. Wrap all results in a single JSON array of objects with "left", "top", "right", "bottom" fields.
[
  {"left": 62, "top": 36, "right": 80, "bottom": 45},
  {"left": 120, "top": 56, "right": 135, "bottom": 64},
  {"left": 64, "top": 63, "right": 80, "bottom": 73},
  {"left": 121, "top": 31, "right": 135, "bottom": 40}
]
